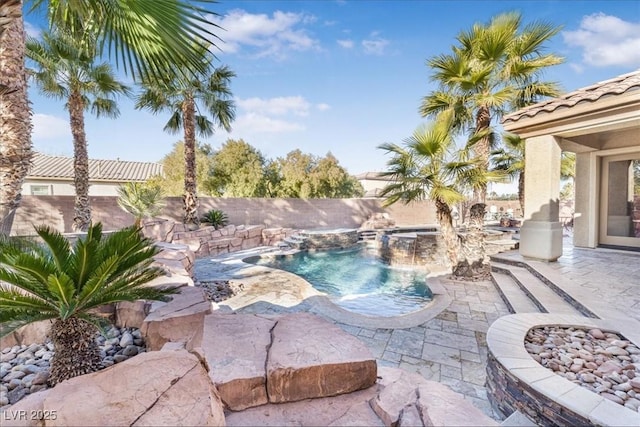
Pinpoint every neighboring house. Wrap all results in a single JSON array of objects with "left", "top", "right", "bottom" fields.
[
  {"left": 355, "top": 172, "right": 395, "bottom": 198},
  {"left": 23, "top": 152, "right": 163, "bottom": 196},
  {"left": 503, "top": 70, "right": 640, "bottom": 260}
]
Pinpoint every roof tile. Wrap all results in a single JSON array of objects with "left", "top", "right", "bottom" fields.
[
  {"left": 503, "top": 69, "right": 640, "bottom": 124},
  {"left": 27, "top": 152, "right": 163, "bottom": 181}
]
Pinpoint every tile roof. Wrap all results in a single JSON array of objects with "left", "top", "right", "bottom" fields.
[
  {"left": 355, "top": 172, "right": 390, "bottom": 181},
  {"left": 503, "top": 69, "right": 640, "bottom": 124},
  {"left": 28, "top": 152, "right": 163, "bottom": 181}
]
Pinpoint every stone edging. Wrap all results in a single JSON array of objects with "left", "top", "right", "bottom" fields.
[
  {"left": 307, "top": 276, "right": 451, "bottom": 329},
  {"left": 486, "top": 313, "right": 640, "bottom": 426}
]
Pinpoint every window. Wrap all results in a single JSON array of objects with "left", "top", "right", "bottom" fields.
[{"left": 30, "top": 185, "right": 51, "bottom": 195}]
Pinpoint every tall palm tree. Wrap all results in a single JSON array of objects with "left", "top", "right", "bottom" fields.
[
  {"left": 27, "top": 29, "right": 130, "bottom": 231},
  {"left": 0, "top": 223, "right": 177, "bottom": 385},
  {"left": 492, "top": 133, "right": 576, "bottom": 216},
  {"left": 0, "top": 0, "right": 222, "bottom": 236},
  {"left": 378, "top": 120, "right": 498, "bottom": 277},
  {"left": 136, "top": 61, "right": 236, "bottom": 227},
  {"left": 420, "top": 11, "right": 564, "bottom": 203},
  {"left": 0, "top": 0, "right": 31, "bottom": 236}
]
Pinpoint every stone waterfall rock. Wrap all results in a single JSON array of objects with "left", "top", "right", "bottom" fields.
[
  {"left": 266, "top": 312, "right": 377, "bottom": 403},
  {"left": 202, "top": 313, "right": 276, "bottom": 411}
]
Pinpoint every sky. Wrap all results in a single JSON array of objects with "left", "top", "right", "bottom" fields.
[{"left": 25, "top": 0, "right": 640, "bottom": 189}]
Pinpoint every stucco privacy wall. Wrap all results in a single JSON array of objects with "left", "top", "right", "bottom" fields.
[{"left": 11, "top": 196, "right": 438, "bottom": 235}]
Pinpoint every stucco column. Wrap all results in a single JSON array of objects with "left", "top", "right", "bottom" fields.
[
  {"left": 573, "top": 152, "right": 597, "bottom": 248},
  {"left": 520, "top": 135, "right": 563, "bottom": 261}
]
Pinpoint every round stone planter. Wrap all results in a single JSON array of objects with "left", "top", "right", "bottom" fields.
[{"left": 485, "top": 314, "right": 640, "bottom": 426}]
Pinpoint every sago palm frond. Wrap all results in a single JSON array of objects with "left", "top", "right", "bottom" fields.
[{"left": 0, "top": 223, "right": 176, "bottom": 337}]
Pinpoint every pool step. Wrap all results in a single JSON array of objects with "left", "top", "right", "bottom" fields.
[
  {"left": 490, "top": 261, "right": 583, "bottom": 316},
  {"left": 281, "top": 234, "right": 308, "bottom": 250},
  {"left": 358, "top": 230, "right": 378, "bottom": 241}
]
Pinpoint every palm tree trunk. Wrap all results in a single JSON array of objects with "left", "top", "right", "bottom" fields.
[
  {"left": 518, "top": 171, "right": 525, "bottom": 217},
  {"left": 49, "top": 317, "right": 102, "bottom": 386},
  {"left": 453, "top": 203, "right": 490, "bottom": 280},
  {"left": 69, "top": 88, "right": 92, "bottom": 231},
  {"left": 435, "top": 199, "right": 461, "bottom": 268},
  {"left": 473, "top": 105, "right": 491, "bottom": 203},
  {"left": 182, "top": 95, "right": 199, "bottom": 227},
  {"left": 0, "top": 3, "right": 32, "bottom": 236}
]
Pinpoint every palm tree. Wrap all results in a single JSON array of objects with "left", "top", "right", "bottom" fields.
[
  {"left": 492, "top": 133, "right": 576, "bottom": 215},
  {"left": 117, "top": 182, "right": 166, "bottom": 228},
  {"left": 136, "top": 62, "right": 236, "bottom": 227},
  {"left": 0, "top": 0, "right": 31, "bottom": 236},
  {"left": 0, "top": 222, "right": 177, "bottom": 385},
  {"left": 0, "top": 0, "right": 223, "bottom": 236},
  {"left": 27, "top": 30, "right": 130, "bottom": 231},
  {"left": 420, "top": 11, "right": 564, "bottom": 203},
  {"left": 378, "top": 120, "right": 498, "bottom": 278}
]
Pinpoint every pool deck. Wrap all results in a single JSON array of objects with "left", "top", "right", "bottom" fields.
[{"left": 194, "top": 239, "right": 640, "bottom": 421}]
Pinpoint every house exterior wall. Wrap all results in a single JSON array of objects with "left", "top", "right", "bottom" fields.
[{"left": 22, "top": 179, "right": 127, "bottom": 196}]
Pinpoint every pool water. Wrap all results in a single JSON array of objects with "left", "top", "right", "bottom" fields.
[{"left": 248, "top": 246, "right": 432, "bottom": 317}]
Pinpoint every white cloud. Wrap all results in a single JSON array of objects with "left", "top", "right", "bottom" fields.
[
  {"left": 24, "top": 21, "right": 41, "bottom": 38},
  {"left": 229, "top": 113, "right": 305, "bottom": 134},
  {"left": 337, "top": 39, "right": 354, "bottom": 49},
  {"left": 362, "top": 35, "right": 389, "bottom": 55},
  {"left": 31, "top": 114, "right": 70, "bottom": 140},
  {"left": 316, "top": 103, "right": 331, "bottom": 111},
  {"left": 563, "top": 13, "right": 640, "bottom": 67},
  {"left": 208, "top": 9, "right": 320, "bottom": 58},
  {"left": 569, "top": 63, "right": 584, "bottom": 74},
  {"left": 236, "top": 96, "right": 311, "bottom": 117}
]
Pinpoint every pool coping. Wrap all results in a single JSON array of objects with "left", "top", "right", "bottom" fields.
[{"left": 197, "top": 246, "right": 451, "bottom": 330}]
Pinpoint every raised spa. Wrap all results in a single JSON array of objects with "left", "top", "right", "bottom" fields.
[{"left": 246, "top": 245, "right": 433, "bottom": 317}]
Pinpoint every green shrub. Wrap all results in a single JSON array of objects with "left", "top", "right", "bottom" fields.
[{"left": 201, "top": 209, "right": 229, "bottom": 229}]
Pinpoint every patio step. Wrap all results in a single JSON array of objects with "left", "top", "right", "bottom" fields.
[
  {"left": 490, "top": 270, "right": 541, "bottom": 314},
  {"left": 491, "top": 261, "right": 582, "bottom": 316},
  {"left": 491, "top": 253, "right": 600, "bottom": 319}
]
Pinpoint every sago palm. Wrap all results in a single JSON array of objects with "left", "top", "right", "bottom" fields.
[
  {"left": 0, "top": 223, "right": 177, "bottom": 385},
  {"left": 0, "top": 0, "right": 222, "bottom": 236},
  {"left": 117, "top": 182, "right": 166, "bottom": 228},
  {"left": 27, "top": 29, "right": 130, "bottom": 231},
  {"left": 420, "top": 11, "right": 564, "bottom": 203},
  {"left": 136, "top": 58, "right": 236, "bottom": 227},
  {"left": 378, "top": 120, "right": 497, "bottom": 274}
]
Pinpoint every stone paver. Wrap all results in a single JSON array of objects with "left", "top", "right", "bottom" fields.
[{"left": 194, "top": 238, "right": 640, "bottom": 422}]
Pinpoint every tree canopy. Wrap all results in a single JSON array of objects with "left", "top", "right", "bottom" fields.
[{"left": 152, "top": 139, "right": 363, "bottom": 199}]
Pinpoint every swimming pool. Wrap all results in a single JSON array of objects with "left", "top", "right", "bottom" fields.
[{"left": 246, "top": 245, "right": 432, "bottom": 317}]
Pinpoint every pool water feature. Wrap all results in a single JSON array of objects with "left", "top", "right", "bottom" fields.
[{"left": 247, "top": 246, "right": 432, "bottom": 317}]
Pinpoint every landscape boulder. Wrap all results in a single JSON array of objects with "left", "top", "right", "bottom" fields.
[{"left": 267, "top": 312, "right": 377, "bottom": 403}]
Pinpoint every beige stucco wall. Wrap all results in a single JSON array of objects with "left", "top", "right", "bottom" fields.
[{"left": 11, "top": 196, "right": 438, "bottom": 236}]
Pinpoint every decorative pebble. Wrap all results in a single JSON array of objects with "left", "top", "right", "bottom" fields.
[{"left": 526, "top": 326, "right": 640, "bottom": 411}]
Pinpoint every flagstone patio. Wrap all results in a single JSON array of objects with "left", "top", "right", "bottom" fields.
[{"left": 194, "top": 237, "right": 640, "bottom": 421}]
